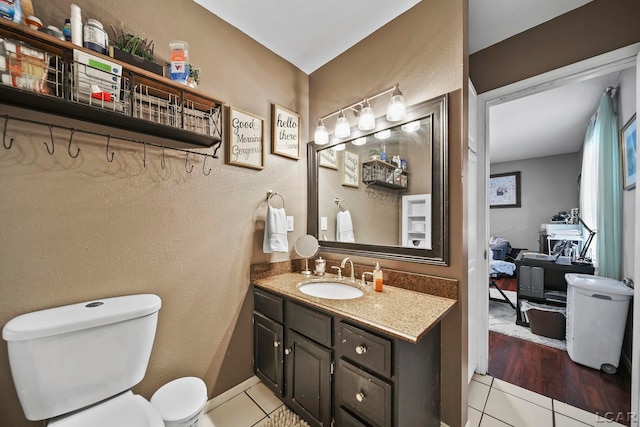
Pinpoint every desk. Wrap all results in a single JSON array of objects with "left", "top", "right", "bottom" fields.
[{"left": 514, "top": 253, "right": 594, "bottom": 325}]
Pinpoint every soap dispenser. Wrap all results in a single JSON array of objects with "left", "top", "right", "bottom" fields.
[{"left": 373, "top": 262, "right": 383, "bottom": 292}]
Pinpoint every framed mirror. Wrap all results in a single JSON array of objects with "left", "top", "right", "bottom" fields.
[{"left": 307, "top": 94, "right": 448, "bottom": 265}]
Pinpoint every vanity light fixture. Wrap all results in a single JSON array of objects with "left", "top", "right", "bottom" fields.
[
  {"left": 333, "top": 143, "right": 346, "bottom": 151},
  {"left": 314, "top": 119, "right": 329, "bottom": 145},
  {"left": 401, "top": 120, "right": 421, "bottom": 132},
  {"left": 374, "top": 129, "right": 391, "bottom": 139},
  {"left": 358, "top": 99, "right": 375, "bottom": 131},
  {"left": 386, "top": 84, "right": 406, "bottom": 121},
  {"left": 312, "top": 84, "right": 406, "bottom": 144},
  {"left": 352, "top": 137, "right": 367, "bottom": 146},
  {"left": 335, "top": 110, "right": 351, "bottom": 138}
]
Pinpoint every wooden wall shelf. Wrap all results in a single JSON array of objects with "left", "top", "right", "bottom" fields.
[{"left": 0, "top": 19, "right": 225, "bottom": 150}]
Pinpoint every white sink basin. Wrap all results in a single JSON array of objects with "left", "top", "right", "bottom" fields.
[{"left": 298, "top": 281, "right": 364, "bottom": 300}]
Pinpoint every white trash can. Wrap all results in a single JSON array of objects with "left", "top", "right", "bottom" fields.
[
  {"left": 151, "top": 377, "right": 207, "bottom": 427},
  {"left": 565, "top": 273, "right": 633, "bottom": 374}
]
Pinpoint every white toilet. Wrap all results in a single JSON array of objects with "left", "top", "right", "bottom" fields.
[{"left": 2, "top": 294, "right": 207, "bottom": 427}]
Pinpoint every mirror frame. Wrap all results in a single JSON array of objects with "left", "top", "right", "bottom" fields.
[{"left": 307, "top": 94, "right": 449, "bottom": 265}]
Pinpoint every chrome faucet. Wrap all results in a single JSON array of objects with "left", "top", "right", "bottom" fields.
[
  {"left": 340, "top": 257, "right": 355, "bottom": 282},
  {"left": 331, "top": 265, "right": 343, "bottom": 280},
  {"left": 361, "top": 271, "right": 374, "bottom": 286}
]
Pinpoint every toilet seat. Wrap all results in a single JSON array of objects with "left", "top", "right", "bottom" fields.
[{"left": 48, "top": 391, "right": 164, "bottom": 427}]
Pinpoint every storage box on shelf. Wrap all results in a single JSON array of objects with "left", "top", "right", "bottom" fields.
[
  {"left": 0, "top": 19, "right": 223, "bottom": 149},
  {"left": 362, "top": 159, "right": 409, "bottom": 190}
]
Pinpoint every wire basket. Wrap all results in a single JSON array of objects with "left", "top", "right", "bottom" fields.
[
  {"left": 0, "top": 38, "right": 63, "bottom": 98},
  {"left": 133, "top": 84, "right": 177, "bottom": 126},
  {"left": 70, "top": 58, "right": 130, "bottom": 114}
]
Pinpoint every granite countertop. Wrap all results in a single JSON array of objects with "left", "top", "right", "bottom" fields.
[{"left": 252, "top": 273, "right": 457, "bottom": 343}]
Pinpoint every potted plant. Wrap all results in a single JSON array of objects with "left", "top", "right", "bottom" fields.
[
  {"left": 187, "top": 64, "right": 200, "bottom": 88},
  {"left": 369, "top": 148, "right": 381, "bottom": 160},
  {"left": 108, "top": 24, "right": 164, "bottom": 76}
]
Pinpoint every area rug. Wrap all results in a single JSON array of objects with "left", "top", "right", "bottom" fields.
[
  {"left": 489, "top": 289, "right": 567, "bottom": 351},
  {"left": 263, "top": 406, "right": 310, "bottom": 427}
]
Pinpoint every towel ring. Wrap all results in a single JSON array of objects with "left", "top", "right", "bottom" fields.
[
  {"left": 267, "top": 190, "right": 285, "bottom": 208},
  {"left": 334, "top": 198, "right": 348, "bottom": 212}
]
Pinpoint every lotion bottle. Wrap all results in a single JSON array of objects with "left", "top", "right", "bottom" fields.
[
  {"left": 373, "top": 262, "right": 383, "bottom": 292},
  {"left": 70, "top": 4, "right": 83, "bottom": 47}
]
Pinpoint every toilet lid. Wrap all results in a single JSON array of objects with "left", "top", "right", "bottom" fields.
[{"left": 48, "top": 391, "right": 164, "bottom": 427}]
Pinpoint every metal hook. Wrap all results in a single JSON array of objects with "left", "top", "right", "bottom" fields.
[
  {"left": 161, "top": 146, "right": 166, "bottom": 169},
  {"left": 185, "top": 152, "right": 194, "bottom": 173},
  {"left": 67, "top": 129, "right": 80, "bottom": 158},
  {"left": 106, "top": 135, "right": 114, "bottom": 162},
  {"left": 203, "top": 155, "right": 212, "bottom": 176},
  {"left": 43, "top": 124, "right": 55, "bottom": 155},
  {"left": 3, "top": 115, "right": 14, "bottom": 149}
]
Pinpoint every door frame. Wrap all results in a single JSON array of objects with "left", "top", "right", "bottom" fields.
[
  {"left": 632, "top": 50, "right": 640, "bottom": 427},
  {"left": 472, "top": 42, "right": 640, "bottom": 375}
]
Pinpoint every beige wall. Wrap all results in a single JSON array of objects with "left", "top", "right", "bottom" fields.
[
  {"left": 470, "top": 0, "right": 640, "bottom": 94},
  {"left": 1, "top": 1, "right": 470, "bottom": 426},
  {"left": 0, "top": 1, "right": 309, "bottom": 426},
  {"left": 309, "top": 1, "right": 468, "bottom": 425}
]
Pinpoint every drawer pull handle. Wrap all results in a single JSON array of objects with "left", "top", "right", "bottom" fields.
[
  {"left": 355, "top": 345, "right": 368, "bottom": 355},
  {"left": 285, "top": 348, "right": 292, "bottom": 355},
  {"left": 274, "top": 341, "right": 281, "bottom": 348},
  {"left": 355, "top": 392, "right": 365, "bottom": 402}
]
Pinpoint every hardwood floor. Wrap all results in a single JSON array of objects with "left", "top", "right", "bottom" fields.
[
  {"left": 489, "top": 327, "right": 632, "bottom": 425},
  {"left": 492, "top": 276, "right": 517, "bottom": 292}
]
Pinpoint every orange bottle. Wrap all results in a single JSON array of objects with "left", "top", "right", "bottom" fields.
[{"left": 373, "top": 262, "right": 383, "bottom": 292}]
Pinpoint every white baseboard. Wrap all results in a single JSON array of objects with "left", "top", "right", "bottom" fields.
[{"left": 204, "top": 375, "right": 260, "bottom": 413}]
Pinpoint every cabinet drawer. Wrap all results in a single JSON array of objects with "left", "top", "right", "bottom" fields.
[
  {"left": 336, "top": 406, "right": 370, "bottom": 427},
  {"left": 336, "top": 358, "right": 392, "bottom": 427},
  {"left": 336, "top": 322, "right": 392, "bottom": 377},
  {"left": 286, "top": 301, "right": 332, "bottom": 348},
  {"left": 254, "top": 288, "right": 284, "bottom": 323}
]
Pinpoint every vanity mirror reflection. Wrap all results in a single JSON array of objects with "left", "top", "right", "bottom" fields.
[{"left": 307, "top": 94, "right": 448, "bottom": 265}]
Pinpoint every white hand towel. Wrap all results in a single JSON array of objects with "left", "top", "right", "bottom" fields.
[
  {"left": 336, "top": 210, "right": 355, "bottom": 243},
  {"left": 263, "top": 206, "right": 289, "bottom": 253}
]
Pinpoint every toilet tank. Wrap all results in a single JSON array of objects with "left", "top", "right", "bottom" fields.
[{"left": 2, "top": 294, "right": 162, "bottom": 421}]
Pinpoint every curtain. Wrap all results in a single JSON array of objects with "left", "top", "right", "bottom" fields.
[{"left": 579, "top": 91, "right": 622, "bottom": 279}]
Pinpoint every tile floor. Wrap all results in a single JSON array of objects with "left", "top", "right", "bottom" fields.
[
  {"left": 201, "top": 374, "right": 628, "bottom": 427},
  {"left": 468, "top": 373, "right": 627, "bottom": 427},
  {"left": 201, "top": 377, "right": 284, "bottom": 427}
]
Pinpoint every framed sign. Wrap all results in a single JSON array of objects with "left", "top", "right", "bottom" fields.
[
  {"left": 226, "top": 106, "right": 264, "bottom": 170},
  {"left": 319, "top": 147, "right": 338, "bottom": 169},
  {"left": 271, "top": 104, "right": 300, "bottom": 159},
  {"left": 490, "top": 171, "right": 521, "bottom": 208},
  {"left": 341, "top": 150, "right": 360, "bottom": 188},
  {"left": 620, "top": 113, "right": 636, "bottom": 190}
]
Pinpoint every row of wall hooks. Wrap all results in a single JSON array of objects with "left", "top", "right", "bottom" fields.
[
  {"left": 1, "top": 114, "right": 220, "bottom": 176},
  {"left": 366, "top": 187, "right": 401, "bottom": 203}
]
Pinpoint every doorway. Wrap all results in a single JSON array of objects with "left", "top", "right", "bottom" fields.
[{"left": 471, "top": 43, "right": 639, "bottom": 422}]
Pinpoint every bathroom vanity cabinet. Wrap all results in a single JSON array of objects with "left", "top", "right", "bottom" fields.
[{"left": 253, "top": 287, "right": 441, "bottom": 427}]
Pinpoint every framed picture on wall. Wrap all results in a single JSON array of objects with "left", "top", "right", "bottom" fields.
[
  {"left": 226, "top": 106, "right": 264, "bottom": 170},
  {"left": 271, "top": 104, "right": 300, "bottom": 160},
  {"left": 489, "top": 171, "right": 521, "bottom": 208},
  {"left": 620, "top": 113, "right": 636, "bottom": 190},
  {"left": 319, "top": 147, "right": 338, "bottom": 169},
  {"left": 341, "top": 150, "right": 360, "bottom": 188}
]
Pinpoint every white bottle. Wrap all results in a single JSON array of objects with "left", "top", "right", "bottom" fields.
[{"left": 70, "top": 4, "right": 83, "bottom": 47}]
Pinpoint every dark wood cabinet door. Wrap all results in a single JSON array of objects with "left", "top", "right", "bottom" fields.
[
  {"left": 253, "top": 312, "right": 284, "bottom": 397},
  {"left": 285, "top": 329, "right": 332, "bottom": 427}
]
